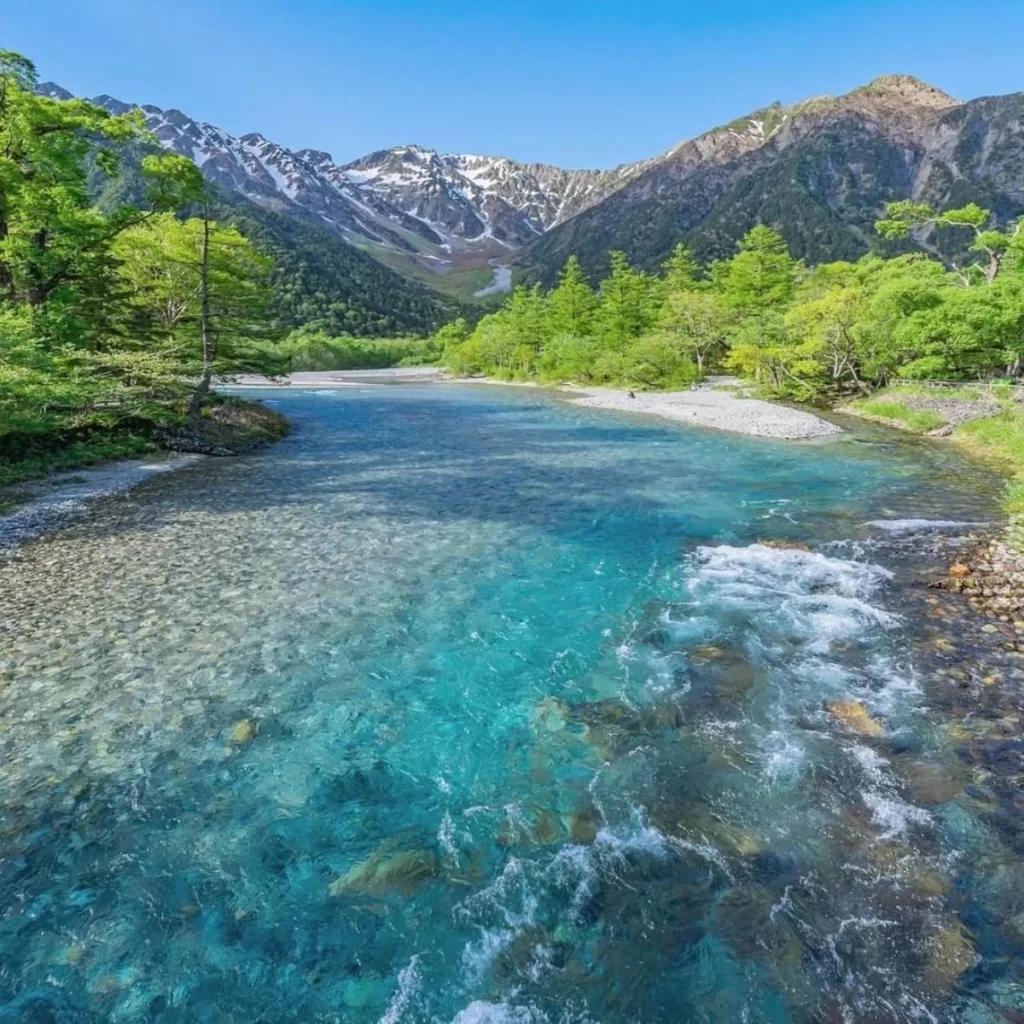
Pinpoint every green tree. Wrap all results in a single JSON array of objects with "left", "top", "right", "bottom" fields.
[
  {"left": 113, "top": 209, "right": 281, "bottom": 413},
  {"left": 0, "top": 50, "right": 202, "bottom": 343},
  {"left": 656, "top": 289, "right": 729, "bottom": 375},
  {"left": 597, "top": 251, "right": 659, "bottom": 375},
  {"left": 548, "top": 256, "right": 598, "bottom": 339},
  {"left": 661, "top": 242, "right": 699, "bottom": 292},
  {"left": 876, "top": 201, "right": 1024, "bottom": 285},
  {"left": 716, "top": 225, "right": 799, "bottom": 318}
]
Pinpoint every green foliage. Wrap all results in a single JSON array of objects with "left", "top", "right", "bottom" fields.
[
  {"left": 443, "top": 248, "right": 707, "bottom": 387},
  {"left": 876, "top": 200, "right": 1023, "bottom": 284},
  {"left": 111, "top": 211, "right": 283, "bottom": 387},
  {"left": 441, "top": 210, "right": 1024, "bottom": 404},
  {"left": 0, "top": 47, "right": 285, "bottom": 480},
  {"left": 275, "top": 329, "right": 443, "bottom": 371},
  {"left": 0, "top": 431, "right": 157, "bottom": 488},
  {"left": 216, "top": 194, "right": 472, "bottom": 338}
]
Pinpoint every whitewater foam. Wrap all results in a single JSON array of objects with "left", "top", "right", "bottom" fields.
[
  {"left": 865, "top": 518, "right": 988, "bottom": 536},
  {"left": 861, "top": 791, "right": 932, "bottom": 841},
  {"left": 451, "top": 1002, "right": 547, "bottom": 1024}
]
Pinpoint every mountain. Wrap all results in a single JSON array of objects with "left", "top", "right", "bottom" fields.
[
  {"left": 38, "top": 81, "right": 650, "bottom": 287},
  {"left": 56, "top": 113, "right": 472, "bottom": 336},
  {"left": 40, "top": 74, "right": 1024, "bottom": 304},
  {"left": 515, "top": 75, "right": 1024, "bottom": 285}
]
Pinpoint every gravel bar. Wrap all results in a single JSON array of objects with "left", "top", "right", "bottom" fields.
[{"left": 569, "top": 387, "right": 844, "bottom": 440}]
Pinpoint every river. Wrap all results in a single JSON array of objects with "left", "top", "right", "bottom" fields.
[{"left": 0, "top": 383, "right": 1020, "bottom": 1022}]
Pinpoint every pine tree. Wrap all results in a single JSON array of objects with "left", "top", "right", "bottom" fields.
[
  {"left": 598, "top": 251, "right": 659, "bottom": 377},
  {"left": 718, "top": 226, "right": 799, "bottom": 314},
  {"left": 548, "top": 256, "right": 598, "bottom": 339},
  {"left": 661, "top": 242, "right": 699, "bottom": 293}
]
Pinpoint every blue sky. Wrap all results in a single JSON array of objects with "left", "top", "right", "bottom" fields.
[{"left": 6, "top": 0, "right": 1024, "bottom": 168}]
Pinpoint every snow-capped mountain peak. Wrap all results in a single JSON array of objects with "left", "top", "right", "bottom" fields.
[{"left": 35, "top": 82, "right": 660, "bottom": 274}]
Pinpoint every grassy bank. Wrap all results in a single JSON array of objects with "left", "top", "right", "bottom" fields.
[
  {"left": 0, "top": 396, "right": 290, "bottom": 490},
  {"left": 844, "top": 385, "right": 1024, "bottom": 538},
  {"left": 0, "top": 432, "right": 158, "bottom": 489},
  {"left": 847, "top": 398, "right": 947, "bottom": 432},
  {"left": 956, "top": 410, "right": 1024, "bottom": 518}
]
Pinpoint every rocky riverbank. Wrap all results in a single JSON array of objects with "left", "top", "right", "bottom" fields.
[
  {"left": 937, "top": 527, "right": 1024, "bottom": 641},
  {"left": 155, "top": 395, "right": 290, "bottom": 456}
]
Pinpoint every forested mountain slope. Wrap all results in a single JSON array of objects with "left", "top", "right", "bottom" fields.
[{"left": 516, "top": 76, "right": 1024, "bottom": 285}]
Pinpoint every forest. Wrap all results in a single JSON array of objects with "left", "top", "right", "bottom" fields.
[
  {"left": 441, "top": 210, "right": 1024, "bottom": 398},
  {"left": 0, "top": 49, "right": 295, "bottom": 480}
]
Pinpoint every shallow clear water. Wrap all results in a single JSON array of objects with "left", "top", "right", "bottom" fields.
[{"left": 0, "top": 385, "right": 1018, "bottom": 1022}]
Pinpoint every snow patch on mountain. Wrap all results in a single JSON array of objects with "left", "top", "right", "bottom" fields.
[{"left": 37, "top": 80, "right": 664, "bottom": 272}]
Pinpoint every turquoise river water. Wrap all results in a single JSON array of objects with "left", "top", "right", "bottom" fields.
[{"left": 0, "top": 384, "right": 1022, "bottom": 1023}]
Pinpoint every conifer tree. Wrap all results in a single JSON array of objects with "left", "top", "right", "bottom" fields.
[
  {"left": 548, "top": 256, "right": 598, "bottom": 339},
  {"left": 598, "top": 251, "right": 659, "bottom": 375},
  {"left": 661, "top": 242, "right": 699, "bottom": 292}
]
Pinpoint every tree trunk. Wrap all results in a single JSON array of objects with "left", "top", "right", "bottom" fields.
[
  {"left": 188, "top": 199, "right": 214, "bottom": 420},
  {"left": 986, "top": 252, "right": 1002, "bottom": 285}
]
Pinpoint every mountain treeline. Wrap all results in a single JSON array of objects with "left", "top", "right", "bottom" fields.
[
  {"left": 85, "top": 137, "right": 472, "bottom": 340},
  {"left": 441, "top": 205, "right": 1024, "bottom": 398},
  {"left": 205, "top": 194, "right": 471, "bottom": 339},
  {"left": 0, "top": 49, "right": 286, "bottom": 476}
]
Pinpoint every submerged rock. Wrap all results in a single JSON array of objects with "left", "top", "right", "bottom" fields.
[
  {"left": 924, "top": 922, "right": 977, "bottom": 991},
  {"left": 568, "top": 809, "right": 599, "bottom": 845},
  {"left": 531, "top": 696, "right": 569, "bottom": 733},
  {"left": 496, "top": 805, "right": 564, "bottom": 848},
  {"left": 828, "top": 700, "right": 884, "bottom": 737},
  {"left": 329, "top": 843, "right": 439, "bottom": 897},
  {"left": 229, "top": 719, "right": 257, "bottom": 744},
  {"left": 899, "top": 761, "right": 964, "bottom": 806}
]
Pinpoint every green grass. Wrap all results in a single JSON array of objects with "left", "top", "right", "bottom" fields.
[
  {"left": 0, "top": 432, "right": 157, "bottom": 489},
  {"left": 883, "top": 383, "right": 984, "bottom": 403},
  {"left": 955, "top": 406, "right": 1024, "bottom": 519},
  {"left": 849, "top": 398, "right": 947, "bottom": 432}
]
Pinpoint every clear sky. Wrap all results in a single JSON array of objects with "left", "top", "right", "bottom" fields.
[{"left": 6, "top": 0, "right": 1024, "bottom": 169}]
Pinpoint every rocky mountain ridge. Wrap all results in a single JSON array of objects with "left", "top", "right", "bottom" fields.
[
  {"left": 517, "top": 74, "right": 1024, "bottom": 284},
  {"left": 38, "top": 74, "right": 1024, "bottom": 294},
  {"left": 38, "top": 81, "right": 652, "bottom": 276}
]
